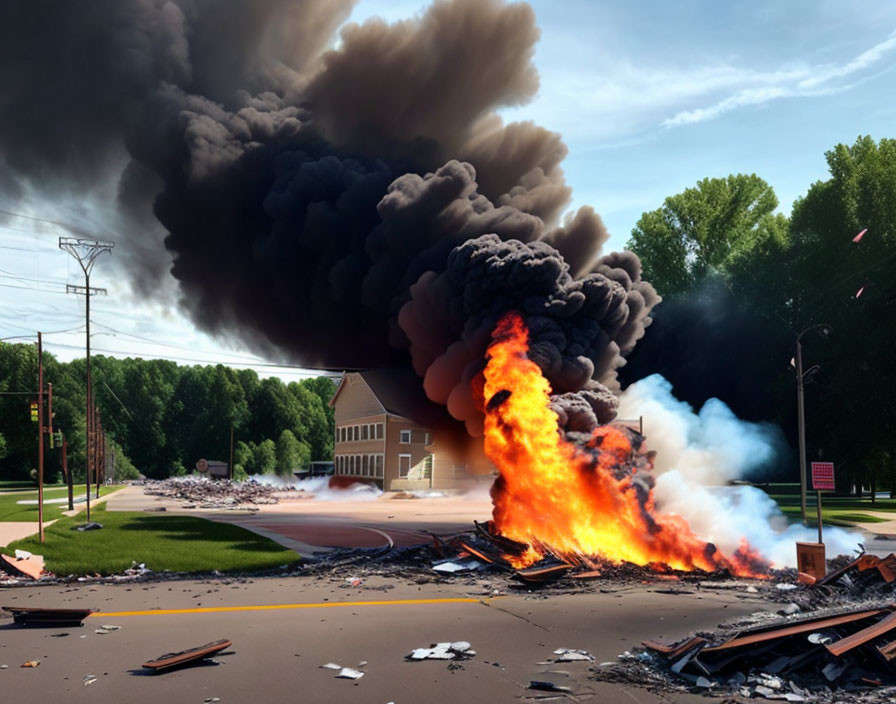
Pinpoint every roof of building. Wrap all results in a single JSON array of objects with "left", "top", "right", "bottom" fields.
[{"left": 330, "top": 368, "right": 455, "bottom": 432}]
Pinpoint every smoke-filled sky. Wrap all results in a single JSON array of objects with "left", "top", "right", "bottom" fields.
[{"left": 2, "top": 0, "right": 895, "bottom": 381}]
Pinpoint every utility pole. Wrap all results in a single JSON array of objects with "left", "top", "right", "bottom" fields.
[
  {"left": 229, "top": 426, "right": 235, "bottom": 481},
  {"left": 59, "top": 237, "right": 114, "bottom": 524},
  {"left": 94, "top": 405, "right": 101, "bottom": 498},
  {"left": 37, "top": 332, "right": 45, "bottom": 543}
]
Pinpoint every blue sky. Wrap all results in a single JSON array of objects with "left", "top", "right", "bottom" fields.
[{"left": 2, "top": 0, "right": 895, "bottom": 372}]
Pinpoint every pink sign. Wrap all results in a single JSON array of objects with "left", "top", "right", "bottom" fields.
[{"left": 811, "top": 462, "right": 835, "bottom": 491}]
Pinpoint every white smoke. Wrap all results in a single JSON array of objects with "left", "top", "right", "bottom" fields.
[{"left": 618, "top": 374, "right": 861, "bottom": 568}]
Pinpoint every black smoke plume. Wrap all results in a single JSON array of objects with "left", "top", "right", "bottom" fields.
[{"left": 1, "top": 0, "right": 658, "bottom": 436}]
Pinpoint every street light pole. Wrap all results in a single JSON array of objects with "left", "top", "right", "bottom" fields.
[
  {"left": 795, "top": 337, "right": 808, "bottom": 523},
  {"left": 795, "top": 324, "right": 832, "bottom": 524}
]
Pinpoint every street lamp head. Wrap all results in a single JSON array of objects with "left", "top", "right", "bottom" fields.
[{"left": 818, "top": 324, "right": 832, "bottom": 339}]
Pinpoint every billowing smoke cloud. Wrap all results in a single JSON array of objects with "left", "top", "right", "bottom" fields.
[
  {"left": 618, "top": 375, "right": 860, "bottom": 567},
  {"left": 0, "top": 0, "right": 658, "bottom": 437}
]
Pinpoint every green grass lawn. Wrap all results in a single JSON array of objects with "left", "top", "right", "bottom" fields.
[
  {"left": 760, "top": 483, "right": 896, "bottom": 528},
  {"left": 0, "top": 486, "right": 121, "bottom": 522},
  {"left": 3, "top": 504, "right": 300, "bottom": 575},
  {"left": 0, "top": 480, "right": 66, "bottom": 493}
]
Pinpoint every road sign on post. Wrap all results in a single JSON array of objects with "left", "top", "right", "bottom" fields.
[
  {"left": 811, "top": 462, "right": 835, "bottom": 491},
  {"left": 810, "top": 462, "right": 835, "bottom": 545}
]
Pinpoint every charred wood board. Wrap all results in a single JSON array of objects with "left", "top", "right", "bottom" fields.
[
  {"left": 3, "top": 606, "right": 93, "bottom": 626},
  {"left": 142, "top": 639, "right": 232, "bottom": 673}
]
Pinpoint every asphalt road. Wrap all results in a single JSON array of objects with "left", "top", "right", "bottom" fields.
[{"left": 0, "top": 576, "right": 770, "bottom": 704}]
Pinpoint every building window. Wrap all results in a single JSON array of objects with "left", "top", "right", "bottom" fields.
[
  {"left": 400, "top": 429, "right": 412, "bottom": 444},
  {"left": 362, "top": 455, "right": 369, "bottom": 476},
  {"left": 398, "top": 454, "right": 412, "bottom": 478},
  {"left": 356, "top": 455, "right": 362, "bottom": 476},
  {"left": 376, "top": 423, "right": 383, "bottom": 439},
  {"left": 362, "top": 425, "right": 368, "bottom": 440},
  {"left": 353, "top": 426, "right": 359, "bottom": 442},
  {"left": 375, "top": 454, "right": 384, "bottom": 478},
  {"left": 424, "top": 432, "right": 431, "bottom": 445}
]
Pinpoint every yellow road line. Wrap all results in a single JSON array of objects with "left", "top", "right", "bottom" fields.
[{"left": 91, "top": 597, "right": 485, "bottom": 618}]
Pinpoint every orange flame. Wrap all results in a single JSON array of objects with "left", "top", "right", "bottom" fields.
[{"left": 482, "top": 312, "right": 767, "bottom": 577}]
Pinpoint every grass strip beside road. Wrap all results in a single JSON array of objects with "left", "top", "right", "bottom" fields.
[
  {"left": 3, "top": 504, "right": 301, "bottom": 575},
  {"left": 0, "top": 486, "right": 121, "bottom": 522}
]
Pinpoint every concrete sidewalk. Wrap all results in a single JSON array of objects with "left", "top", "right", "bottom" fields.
[{"left": 0, "top": 520, "right": 56, "bottom": 547}]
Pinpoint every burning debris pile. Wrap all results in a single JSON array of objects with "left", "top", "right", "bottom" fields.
[
  {"left": 479, "top": 312, "right": 769, "bottom": 578},
  {"left": 598, "top": 604, "right": 896, "bottom": 702},
  {"left": 141, "top": 478, "right": 300, "bottom": 509}
]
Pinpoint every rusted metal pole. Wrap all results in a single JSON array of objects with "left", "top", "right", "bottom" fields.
[
  {"left": 95, "top": 406, "right": 101, "bottom": 499},
  {"left": 63, "top": 437, "right": 73, "bottom": 510},
  {"left": 37, "top": 332, "right": 45, "bottom": 543},
  {"left": 817, "top": 490, "right": 823, "bottom": 544}
]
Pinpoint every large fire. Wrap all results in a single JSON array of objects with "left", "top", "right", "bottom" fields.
[{"left": 482, "top": 312, "right": 768, "bottom": 577}]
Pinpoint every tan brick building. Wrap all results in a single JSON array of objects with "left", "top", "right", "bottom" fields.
[{"left": 329, "top": 369, "right": 493, "bottom": 492}]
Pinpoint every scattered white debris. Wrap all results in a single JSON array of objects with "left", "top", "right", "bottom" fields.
[
  {"left": 432, "top": 560, "right": 482, "bottom": 574},
  {"left": 84, "top": 675, "right": 97, "bottom": 686},
  {"left": 407, "top": 642, "right": 476, "bottom": 660},
  {"left": 336, "top": 667, "right": 364, "bottom": 680},
  {"left": 321, "top": 663, "right": 342, "bottom": 670},
  {"left": 775, "top": 583, "right": 797, "bottom": 591},
  {"left": 553, "top": 648, "right": 594, "bottom": 663},
  {"left": 14, "top": 549, "right": 32, "bottom": 560},
  {"left": 94, "top": 625, "right": 121, "bottom": 635}
]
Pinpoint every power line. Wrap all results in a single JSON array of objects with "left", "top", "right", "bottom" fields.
[
  {"left": 0, "top": 282, "right": 69, "bottom": 295},
  {"left": 0, "top": 208, "right": 93, "bottom": 238},
  {"left": 39, "top": 339, "right": 340, "bottom": 376}
]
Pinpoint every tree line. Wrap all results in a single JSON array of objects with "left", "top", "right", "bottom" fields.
[
  {"left": 0, "top": 345, "right": 336, "bottom": 482},
  {"left": 623, "top": 135, "right": 896, "bottom": 496}
]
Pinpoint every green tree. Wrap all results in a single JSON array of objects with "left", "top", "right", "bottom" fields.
[
  {"left": 252, "top": 439, "right": 276, "bottom": 476},
  {"left": 275, "top": 429, "right": 309, "bottom": 477},
  {"left": 787, "top": 136, "right": 896, "bottom": 495},
  {"left": 628, "top": 174, "right": 787, "bottom": 297}
]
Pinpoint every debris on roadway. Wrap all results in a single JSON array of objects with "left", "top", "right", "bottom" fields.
[
  {"left": 3, "top": 606, "right": 93, "bottom": 626},
  {"left": 94, "top": 624, "right": 121, "bottom": 634},
  {"left": 142, "top": 638, "right": 232, "bottom": 673},
  {"left": 552, "top": 648, "right": 594, "bottom": 663},
  {"left": 407, "top": 641, "right": 475, "bottom": 661}
]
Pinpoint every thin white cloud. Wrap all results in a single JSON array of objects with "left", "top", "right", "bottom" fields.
[{"left": 662, "top": 30, "right": 896, "bottom": 127}]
